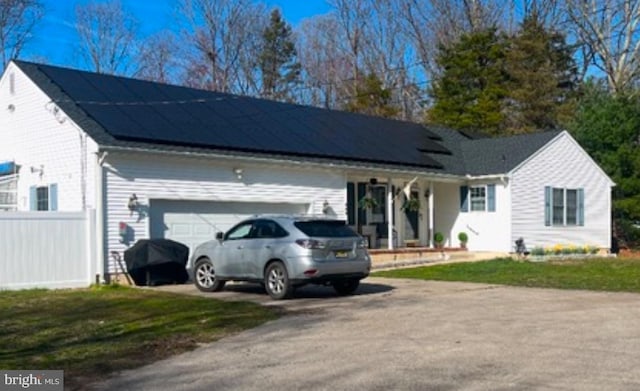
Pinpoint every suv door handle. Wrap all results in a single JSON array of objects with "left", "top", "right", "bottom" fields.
[
  {"left": 265, "top": 245, "right": 272, "bottom": 249},
  {"left": 237, "top": 245, "right": 244, "bottom": 250}
]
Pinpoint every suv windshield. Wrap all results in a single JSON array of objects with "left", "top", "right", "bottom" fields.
[{"left": 294, "top": 220, "right": 358, "bottom": 238}]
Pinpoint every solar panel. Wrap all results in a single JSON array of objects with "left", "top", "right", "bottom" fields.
[{"left": 23, "top": 61, "right": 451, "bottom": 169}]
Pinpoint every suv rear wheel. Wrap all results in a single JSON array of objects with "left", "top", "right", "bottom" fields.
[
  {"left": 194, "top": 258, "right": 226, "bottom": 292},
  {"left": 265, "top": 262, "right": 293, "bottom": 300},
  {"left": 333, "top": 278, "right": 360, "bottom": 295}
]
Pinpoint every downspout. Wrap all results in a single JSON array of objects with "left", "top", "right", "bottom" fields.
[
  {"left": 428, "top": 181, "right": 434, "bottom": 248},
  {"left": 95, "top": 151, "right": 108, "bottom": 284},
  {"left": 387, "top": 177, "right": 393, "bottom": 250}
]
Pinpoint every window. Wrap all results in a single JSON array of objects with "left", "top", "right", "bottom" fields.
[
  {"left": 251, "top": 220, "right": 288, "bottom": 239},
  {"left": 460, "top": 184, "right": 496, "bottom": 213},
  {"left": 545, "top": 187, "right": 584, "bottom": 226},
  {"left": 225, "top": 222, "right": 253, "bottom": 240},
  {"left": 552, "top": 188, "right": 564, "bottom": 225},
  {"left": 294, "top": 220, "right": 358, "bottom": 238},
  {"left": 566, "top": 189, "right": 578, "bottom": 225},
  {"left": 470, "top": 186, "right": 486, "bottom": 211},
  {"left": 30, "top": 184, "right": 57, "bottom": 211}
]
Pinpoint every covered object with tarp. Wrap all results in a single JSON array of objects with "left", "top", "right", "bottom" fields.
[{"left": 124, "top": 239, "right": 189, "bottom": 286}]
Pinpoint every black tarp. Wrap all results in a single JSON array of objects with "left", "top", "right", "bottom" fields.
[{"left": 124, "top": 239, "right": 189, "bottom": 286}]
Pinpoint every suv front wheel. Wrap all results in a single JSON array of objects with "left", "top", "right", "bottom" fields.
[
  {"left": 194, "top": 258, "right": 226, "bottom": 292},
  {"left": 265, "top": 262, "right": 293, "bottom": 300}
]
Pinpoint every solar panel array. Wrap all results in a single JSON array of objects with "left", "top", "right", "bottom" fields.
[{"left": 36, "top": 63, "right": 452, "bottom": 169}]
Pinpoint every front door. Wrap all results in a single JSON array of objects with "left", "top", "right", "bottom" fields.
[{"left": 404, "top": 190, "right": 419, "bottom": 240}]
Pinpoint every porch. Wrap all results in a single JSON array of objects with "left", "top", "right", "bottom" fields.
[{"left": 345, "top": 174, "right": 459, "bottom": 250}]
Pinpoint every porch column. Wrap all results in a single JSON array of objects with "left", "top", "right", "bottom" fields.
[
  {"left": 428, "top": 181, "right": 434, "bottom": 248},
  {"left": 387, "top": 177, "right": 394, "bottom": 249}
]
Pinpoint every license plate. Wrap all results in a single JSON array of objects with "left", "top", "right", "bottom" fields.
[{"left": 334, "top": 251, "right": 349, "bottom": 258}]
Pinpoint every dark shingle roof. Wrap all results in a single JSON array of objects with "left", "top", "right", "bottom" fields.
[
  {"left": 461, "top": 131, "right": 561, "bottom": 175},
  {"left": 13, "top": 60, "right": 560, "bottom": 177}
]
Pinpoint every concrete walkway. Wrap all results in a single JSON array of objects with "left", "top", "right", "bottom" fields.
[{"left": 93, "top": 278, "right": 640, "bottom": 390}]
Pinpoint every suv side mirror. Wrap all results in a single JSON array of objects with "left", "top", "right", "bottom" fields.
[{"left": 216, "top": 232, "right": 224, "bottom": 240}]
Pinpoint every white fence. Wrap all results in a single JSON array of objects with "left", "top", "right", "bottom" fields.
[{"left": 0, "top": 211, "right": 96, "bottom": 290}]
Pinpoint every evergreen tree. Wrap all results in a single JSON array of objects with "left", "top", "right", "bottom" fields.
[
  {"left": 504, "top": 15, "right": 578, "bottom": 134},
  {"left": 259, "top": 9, "right": 301, "bottom": 101},
  {"left": 345, "top": 73, "right": 399, "bottom": 118},
  {"left": 428, "top": 28, "right": 508, "bottom": 136},
  {"left": 569, "top": 81, "right": 640, "bottom": 246}
]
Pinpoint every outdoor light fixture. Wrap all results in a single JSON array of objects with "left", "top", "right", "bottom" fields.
[
  {"left": 127, "top": 194, "right": 139, "bottom": 215},
  {"left": 233, "top": 168, "right": 243, "bottom": 180},
  {"left": 322, "top": 200, "right": 330, "bottom": 214}
]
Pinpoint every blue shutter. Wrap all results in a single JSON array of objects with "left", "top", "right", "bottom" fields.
[
  {"left": 544, "top": 186, "right": 551, "bottom": 226},
  {"left": 577, "top": 188, "right": 585, "bottom": 226},
  {"left": 49, "top": 184, "right": 58, "bottom": 211},
  {"left": 347, "top": 182, "right": 355, "bottom": 225},
  {"left": 357, "top": 182, "right": 367, "bottom": 225},
  {"left": 460, "top": 186, "right": 469, "bottom": 213},
  {"left": 487, "top": 184, "right": 496, "bottom": 212},
  {"left": 29, "top": 186, "right": 37, "bottom": 211}
]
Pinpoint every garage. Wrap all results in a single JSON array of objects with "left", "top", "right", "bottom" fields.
[{"left": 149, "top": 200, "right": 309, "bottom": 252}]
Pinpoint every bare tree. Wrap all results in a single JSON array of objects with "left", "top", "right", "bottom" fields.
[
  {"left": 564, "top": 0, "right": 640, "bottom": 93},
  {"left": 75, "top": 0, "right": 138, "bottom": 75},
  {"left": 0, "top": 0, "right": 43, "bottom": 72},
  {"left": 399, "top": 0, "right": 505, "bottom": 78},
  {"left": 135, "top": 30, "right": 179, "bottom": 84},
  {"left": 297, "top": 15, "right": 352, "bottom": 108},
  {"left": 179, "top": 0, "right": 267, "bottom": 94}
]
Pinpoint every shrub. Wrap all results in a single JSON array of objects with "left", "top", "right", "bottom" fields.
[
  {"left": 458, "top": 232, "right": 468, "bottom": 243},
  {"left": 434, "top": 232, "right": 444, "bottom": 245},
  {"left": 531, "top": 247, "right": 545, "bottom": 256}
]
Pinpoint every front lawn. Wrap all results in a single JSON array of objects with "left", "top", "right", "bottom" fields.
[
  {"left": 374, "top": 257, "right": 640, "bottom": 292},
  {"left": 0, "top": 285, "right": 278, "bottom": 390}
]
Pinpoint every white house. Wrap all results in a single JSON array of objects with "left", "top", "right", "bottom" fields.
[{"left": 0, "top": 61, "right": 615, "bottom": 282}]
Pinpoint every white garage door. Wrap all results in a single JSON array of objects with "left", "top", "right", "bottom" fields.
[{"left": 149, "top": 200, "right": 308, "bottom": 253}]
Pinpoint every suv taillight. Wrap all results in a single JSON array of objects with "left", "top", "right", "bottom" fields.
[
  {"left": 295, "top": 239, "right": 326, "bottom": 249},
  {"left": 357, "top": 238, "right": 367, "bottom": 249}
]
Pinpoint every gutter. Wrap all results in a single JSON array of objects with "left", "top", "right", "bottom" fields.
[{"left": 99, "top": 144, "right": 465, "bottom": 182}]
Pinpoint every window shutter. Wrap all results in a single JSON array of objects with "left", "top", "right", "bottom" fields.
[
  {"left": 487, "top": 184, "right": 496, "bottom": 212},
  {"left": 347, "top": 182, "right": 355, "bottom": 225},
  {"left": 578, "top": 188, "right": 585, "bottom": 226},
  {"left": 460, "top": 186, "right": 468, "bottom": 213},
  {"left": 29, "top": 186, "right": 37, "bottom": 211},
  {"left": 357, "top": 182, "right": 367, "bottom": 225},
  {"left": 49, "top": 183, "right": 58, "bottom": 211},
  {"left": 544, "top": 186, "right": 551, "bottom": 226}
]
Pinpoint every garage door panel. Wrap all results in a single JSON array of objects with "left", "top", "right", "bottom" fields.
[{"left": 150, "top": 200, "right": 308, "bottom": 254}]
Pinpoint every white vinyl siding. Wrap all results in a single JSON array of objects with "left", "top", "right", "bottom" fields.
[
  {"left": 103, "top": 152, "right": 346, "bottom": 274},
  {"left": 511, "top": 132, "right": 613, "bottom": 249},
  {"left": 0, "top": 63, "right": 98, "bottom": 212}
]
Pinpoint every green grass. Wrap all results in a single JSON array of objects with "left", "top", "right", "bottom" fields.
[
  {"left": 0, "top": 285, "right": 278, "bottom": 389},
  {"left": 374, "top": 257, "right": 640, "bottom": 292}
]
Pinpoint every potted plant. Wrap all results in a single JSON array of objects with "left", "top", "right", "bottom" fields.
[
  {"left": 458, "top": 232, "right": 468, "bottom": 249},
  {"left": 358, "top": 196, "right": 378, "bottom": 210},
  {"left": 433, "top": 232, "right": 444, "bottom": 249},
  {"left": 401, "top": 196, "right": 421, "bottom": 212}
]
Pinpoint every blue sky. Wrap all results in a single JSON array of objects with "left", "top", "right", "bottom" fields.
[{"left": 24, "top": 0, "right": 331, "bottom": 68}]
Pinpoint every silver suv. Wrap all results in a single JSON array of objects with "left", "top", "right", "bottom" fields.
[{"left": 187, "top": 215, "right": 371, "bottom": 300}]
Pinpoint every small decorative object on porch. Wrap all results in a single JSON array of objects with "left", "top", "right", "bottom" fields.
[
  {"left": 401, "top": 196, "right": 421, "bottom": 212},
  {"left": 458, "top": 231, "right": 468, "bottom": 249},
  {"left": 434, "top": 232, "right": 444, "bottom": 249},
  {"left": 515, "top": 237, "right": 529, "bottom": 259},
  {"left": 358, "top": 196, "right": 378, "bottom": 210}
]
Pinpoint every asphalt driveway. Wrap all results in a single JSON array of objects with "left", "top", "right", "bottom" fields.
[{"left": 93, "top": 278, "right": 640, "bottom": 390}]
